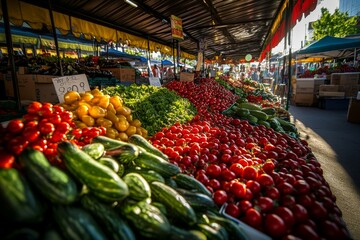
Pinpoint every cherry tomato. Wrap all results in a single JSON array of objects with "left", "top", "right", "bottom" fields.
[
  {"left": 27, "top": 101, "right": 42, "bottom": 114},
  {"left": 244, "top": 208, "right": 262, "bottom": 227},
  {"left": 229, "top": 163, "right": 243, "bottom": 177},
  {"left": 242, "top": 166, "right": 258, "bottom": 180},
  {"left": 265, "top": 186, "right": 280, "bottom": 200},
  {"left": 230, "top": 181, "right": 247, "bottom": 199},
  {"left": 40, "top": 103, "right": 54, "bottom": 117},
  {"left": 39, "top": 122, "right": 55, "bottom": 135},
  {"left": 221, "top": 169, "right": 236, "bottom": 181},
  {"left": 246, "top": 180, "right": 261, "bottom": 195},
  {"left": 225, "top": 203, "right": 240, "bottom": 218},
  {"left": 257, "top": 173, "right": 274, "bottom": 187},
  {"left": 23, "top": 128, "right": 40, "bottom": 143},
  {"left": 0, "top": 150, "right": 15, "bottom": 168},
  {"left": 213, "top": 190, "right": 228, "bottom": 206},
  {"left": 274, "top": 206, "right": 295, "bottom": 229},
  {"left": 292, "top": 203, "right": 309, "bottom": 223},
  {"left": 56, "top": 122, "right": 71, "bottom": 134},
  {"left": 6, "top": 119, "right": 24, "bottom": 134},
  {"left": 60, "top": 111, "right": 73, "bottom": 123},
  {"left": 256, "top": 196, "right": 274, "bottom": 212},
  {"left": 264, "top": 214, "right": 287, "bottom": 238}
]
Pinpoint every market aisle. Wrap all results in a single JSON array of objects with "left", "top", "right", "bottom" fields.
[{"left": 289, "top": 105, "right": 360, "bottom": 239}]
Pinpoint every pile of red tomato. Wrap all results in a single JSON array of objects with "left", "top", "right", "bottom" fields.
[
  {"left": 158, "top": 78, "right": 351, "bottom": 239},
  {"left": 0, "top": 101, "right": 105, "bottom": 168}
]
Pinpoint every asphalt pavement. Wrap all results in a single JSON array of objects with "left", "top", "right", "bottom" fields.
[{"left": 288, "top": 104, "right": 360, "bottom": 239}]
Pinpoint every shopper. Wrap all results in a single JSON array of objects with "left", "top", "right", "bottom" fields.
[{"left": 152, "top": 64, "right": 160, "bottom": 78}]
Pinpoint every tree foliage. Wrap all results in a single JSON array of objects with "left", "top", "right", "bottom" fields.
[{"left": 312, "top": 8, "right": 359, "bottom": 41}]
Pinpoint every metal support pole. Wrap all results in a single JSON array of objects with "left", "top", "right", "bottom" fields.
[
  {"left": 147, "top": 37, "right": 151, "bottom": 77},
  {"left": 173, "top": 39, "right": 177, "bottom": 79},
  {"left": 285, "top": 0, "right": 293, "bottom": 111},
  {"left": 48, "top": 0, "right": 63, "bottom": 76},
  {"left": 1, "top": 0, "right": 22, "bottom": 111}
]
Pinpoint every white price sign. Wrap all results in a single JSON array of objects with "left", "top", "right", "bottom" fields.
[
  {"left": 149, "top": 77, "right": 162, "bottom": 86},
  {"left": 52, "top": 74, "right": 90, "bottom": 103}
]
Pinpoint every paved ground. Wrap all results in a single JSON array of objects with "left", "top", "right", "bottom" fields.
[{"left": 289, "top": 104, "right": 360, "bottom": 239}]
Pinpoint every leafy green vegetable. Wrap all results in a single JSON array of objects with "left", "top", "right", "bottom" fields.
[{"left": 103, "top": 84, "right": 197, "bottom": 136}]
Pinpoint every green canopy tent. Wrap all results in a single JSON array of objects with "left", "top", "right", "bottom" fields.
[{"left": 296, "top": 36, "right": 360, "bottom": 61}]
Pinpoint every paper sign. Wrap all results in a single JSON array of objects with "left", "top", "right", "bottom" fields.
[
  {"left": 171, "top": 15, "right": 184, "bottom": 41},
  {"left": 52, "top": 74, "right": 90, "bottom": 103},
  {"left": 149, "top": 77, "right": 161, "bottom": 86}
]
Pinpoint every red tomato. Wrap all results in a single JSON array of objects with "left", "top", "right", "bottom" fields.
[
  {"left": 277, "top": 182, "right": 294, "bottom": 195},
  {"left": 257, "top": 173, "right": 274, "bottom": 187},
  {"left": 246, "top": 180, "right": 261, "bottom": 195},
  {"left": 213, "top": 190, "right": 228, "bottom": 206},
  {"left": 6, "top": 119, "right": 24, "bottom": 134},
  {"left": 244, "top": 208, "right": 262, "bottom": 227},
  {"left": 264, "top": 214, "right": 287, "bottom": 238},
  {"left": 27, "top": 101, "right": 42, "bottom": 114},
  {"left": 237, "top": 200, "right": 252, "bottom": 213},
  {"left": 39, "top": 122, "right": 55, "bottom": 135},
  {"left": 208, "top": 179, "right": 221, "bottom": 190},
  {"left": 0, "top": 150, "right": 15, "bottom": 168},
  {"left": 56, "top": 122, "right": 71, "bottom": 134},
  {"left": 309, "top": 201, "right": 327, "bottom": 220},
  {"left": 293, "top": 179, "right": 310, "bottom": 195},
  {"left": 256, "top": 196, "right": 274, "bottom": 212},
  {"left": 292, "top": 203, "right": 309, "bottom": 223},
  {"left": 230, "top": 181, "right": 247, "bottom": 199},
  {"left": 225, "top": 203, "right": 240, "bottom": 218},
  {"left": 71, "top": 128, "right": 83, "bottom": 139},
  {"left": 242, "top": 166, "right": 258, "bottom": 180},
  {"left": 262, "top": 160, "right": 275, "bottom": 173},
  {"left": 221, "top": 169, "right": 236, "bottom": 181},
  {"left": 206, "top": 164, "right": 221, "bottom": 178},
  {"left": 274, "top": 206, "right": 295, "bottom": 229},
  {"left": 295, "top": 224, "right": 319, "bottom": 240},
  {"left": 40, "top": 103, "right": 54, "bottom": 117},
  {"left": 229, "top": 163, "right": 243, "bottom": 177},
  {"left": 265, "top": 186, "right": 280, "bottom": 200},
  {"left": 23, "top": 128, "right": 40, "bottom": 143}
]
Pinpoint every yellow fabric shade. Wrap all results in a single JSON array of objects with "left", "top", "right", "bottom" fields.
[
  {"left": 71, "top": 17, "right": 117, "bottom": 42},
  {"left": 0, "top": 33, "right": 38, "bottom": 44},
  {"left": 40, "top": 38, "right": 94, "bottom": 52}
]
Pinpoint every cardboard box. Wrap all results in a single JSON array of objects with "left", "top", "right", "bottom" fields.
[
  {"left": 105, "top": 68, "right": 135, "bottom": 82},
  {"left": 295, "top": 79, "right": 325, "bottom": 93},
  {"left": 295, "top": 93, "right": 316, "bottom": 105},
  {"left": 180, "top": 72, "right": 195, "bottom": 82},
  {"left": 319, "top": 84, "right": 345, "bottom": 92},
  {"left": 347, "top": 98, "right": 360, "bottom": 123},
  {"left": 331, "top": 73, "right": 360, "bottom": 85},
  {"left": 343, "top": 85, "right": 360, "bottom": 97},
  {"left": 319, "top": 91, "right": 345, "bottom": 97},
  {"left": 3, "top": 73, "right": 58, "bottom": 103}
]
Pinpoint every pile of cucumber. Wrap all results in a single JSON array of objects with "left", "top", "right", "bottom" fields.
[
  {"left": 223, "top": 100, "right": 299, "bottom": 138},
  {"left": 0, "top": 134, "right": 249, "bottom": 240}
]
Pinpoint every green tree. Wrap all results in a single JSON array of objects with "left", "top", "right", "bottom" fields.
[{"left": 312, "top": 8, "right": 359, "bottom": 41}]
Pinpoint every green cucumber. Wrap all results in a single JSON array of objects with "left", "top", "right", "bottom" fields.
[
  {"left": 134, "top": 151, "right": 180, "bottom": 178},
  {"left": 19, "top": 148, "right": 78, "bottom": 205},
  {"left": 150, "top": 181, "right": 197, "bottom": 225},
  {"left": 197, "top": 223, "right": 227, "bottom": 240},
  {"left": 175, "top": 188, "right": 217, "bottom": 211},
  {"left": 98, "top": 156, "right": 120, "bottom": 173},
  {"left": 241, "top": 114, "right": 258, "bottom": 124},
  {"left": 236, "top": 108, "right": 251, "bottom": 117},
  {"left": 2, "top": 228, "right": 40, "bottom": 240},
  {"left": 0, "top": 168, "right": 43, "bottom": 224},
  {"left": 82, "top": 143, "right": 105, "bottom": 160},
  {"left": 249, "top": 110, "right": 268, "bottom": 121},
  {"left": 173, "top": 173, "right": 212, "bottom": 197},
  {"left": 127, "top": 167, "right": 165, "bottom": 183},
  {"left": 276, "top": 117, "right": 298, "bottom": 133},
  {"left": 165, "top": 177, "right": 178, "bottom": 188},
  {"left": 261, "top": 107, "right": 276, "bottom": 116},
  {"left": 238, "top": 102, "right": 262, "bottom": 111},
  {"left": 121, "top": 199, "right": 171, "bottom": 238},
  {"left": 236, "top": 98, "right": 248, "bottom": 104},
  {"left": 57, "top": 141, "right": 129, "bottom": 202},
  {"left": 52, "top": 205, "right": 107, "bottom": 240},
  {"left": 123, "top": 173, "right": 151, "bottom": 201},
  {"left": 128, "top": 134, "right": 169, "bottom": 160},
  {"left": 92, "top": 135, "right": 128, "bottom": 150},
  {"left": 152, "top": 201, "right": 168, "bottom": 216},
  {"left": 105, "top": 144, "right": 140, "bottom": 164},
  {"left": 258, "top": 120, "right": 271, "bottom": 128},
  {"left": 80, "top": 194, "right": 136, "bottom": 240},
  {"left": 169, "top": 225, "right": 205, "bottom": 240},
  {"left": 207, "top": 212, "right": 250, "bottom": 240}
]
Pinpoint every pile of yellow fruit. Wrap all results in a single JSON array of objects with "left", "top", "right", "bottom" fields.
[{"left": 60, "top": 89, "right": 148, "bottom": 141}]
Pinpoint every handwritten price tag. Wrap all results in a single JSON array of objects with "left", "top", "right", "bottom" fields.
[{"left": 52, "top": 74, "right": 90, "bottom": 103}]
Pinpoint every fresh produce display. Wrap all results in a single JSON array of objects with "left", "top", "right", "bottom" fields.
[
  {"left": 298, "top": 63, "right": 360, "bottom": 78},
  {"left": 0, "top": 75, "right": 352, "bottom": 239},
  {"left": 0, "top": 135, "right": 250, "bottom": 240},
  {"left": 148, "top": 78, "right": 351, "bottom": 239},
  {"left": 103, "top": 84, "right": 197, "bottom": 136},
  {"left": 0, "top": 101, "right": 105, "bottom": 168},
  {"left": 59, "top": 88, "right": 148, "bottom": 141}
]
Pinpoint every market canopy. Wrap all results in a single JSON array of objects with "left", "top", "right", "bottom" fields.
[
  {"left": 100, "top": 48, "right": 143, "bottom": 61},
  {"left": 0, "top": 0, "right": 319, "bottom": 62},
  {"left": 296, "top": 36, "right": 360, "bottom": 59}
]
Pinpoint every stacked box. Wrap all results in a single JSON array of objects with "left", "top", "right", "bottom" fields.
[
  {"left": 330, "top": 73, "right": 360, "bottom": 97},
  {"left": 347, "top": 98, "right": 360, "bottom": 123},
  {"left": 104, "top": 68, "right": 135, "bottom": 83},
  {"left": 294, "top": 78, "right": 325, "bottom": 105},
  {"left": 3, "top": 73, "right": 59, "bottom": 103},
  {"left": 318, "top": 85, "right": 345, "bottom": 97}
]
